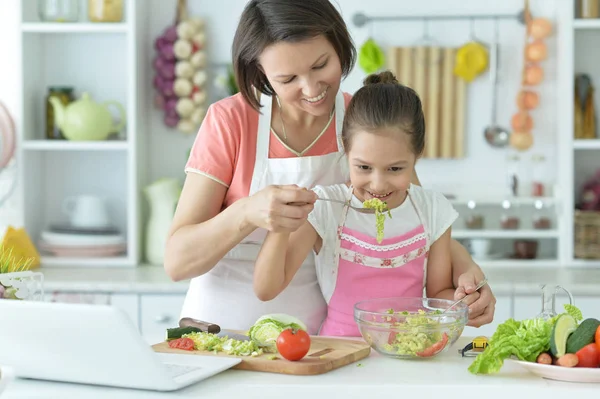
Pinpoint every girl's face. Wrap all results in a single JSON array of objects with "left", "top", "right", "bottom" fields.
[
  {"left": 258, "top": 35, "right": 342, "bottom": 117},
  {"left": 347, "top": 130, "right": 417, "bottom": 209}
]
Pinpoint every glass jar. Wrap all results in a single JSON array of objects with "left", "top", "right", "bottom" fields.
[
  {"left": 38, "top": 0, "right": 79, "bottom": 22},
  {"left": 465, "top": 200, "right": 484, "bottom": 230},
  {"left": 88, "top": 0, "right": 124, "bottom": 22},
  {"left": 532, "top": 200, "right": 552, "bottom": 229},
  {"left": 45, "top": 87, "right": 74, "bottom": 140},
  {"left": 531, "top": 154, "right": 547, "bottom": 197},
  {"left": 500, "top": 199, "right": 520, "bottom": 230},
  {"left": 578, "top": 0, "right": 600, "bottom": 18}
]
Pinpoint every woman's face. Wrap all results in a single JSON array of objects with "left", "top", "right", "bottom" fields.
[
  {"left": 258, "top": 35, "right": 342, "bottom": 117},
  {"left": 347, "top": 129, "right": 417, "bottom": 210}
]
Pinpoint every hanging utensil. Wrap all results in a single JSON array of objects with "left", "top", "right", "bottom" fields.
[{"left": 484, "top": 18, "right": 511, "bottom": 148}]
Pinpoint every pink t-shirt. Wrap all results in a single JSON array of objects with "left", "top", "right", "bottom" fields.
[{"left": 185, "top": 92, "right": 353, "bottom": 208}]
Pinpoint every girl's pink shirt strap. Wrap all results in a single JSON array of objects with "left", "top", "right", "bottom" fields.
[{"left": 185, "top": 92, "right": 353, "bottom": 208}]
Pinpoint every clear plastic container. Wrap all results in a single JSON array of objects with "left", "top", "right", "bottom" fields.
[
  {"left": 532, "top": 199, "right": 552, "bottom": 229},
  {"left": 500, "top": 199, "right": 520, "bottom": 230},
  {"left": 465, "top": 200, "right": 484, "bottom": 230},
  {"left": 38, "top": 0, "right": 79, "bottom": 22}
]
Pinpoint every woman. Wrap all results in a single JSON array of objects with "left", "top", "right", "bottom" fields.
[{"left": 165, "top": 0, "right": 495, "bottom": 334}]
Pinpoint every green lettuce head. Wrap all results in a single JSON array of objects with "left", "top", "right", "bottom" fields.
[{"left": 248, "top": 313, "right": 307, "bottom": 351}]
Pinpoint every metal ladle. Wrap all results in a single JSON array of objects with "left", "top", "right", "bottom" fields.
[{"left": 484, "top": 19, "right": 510, "bottom": 148}]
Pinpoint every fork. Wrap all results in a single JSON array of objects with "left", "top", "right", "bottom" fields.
[
  {"left": 442, "top": 278, "right": 489, "bottom": 313},
  {"left": 290, "top": 198, "right": 376, "bottom": 214}
]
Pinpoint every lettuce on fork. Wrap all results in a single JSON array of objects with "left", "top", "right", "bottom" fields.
[{"left": 468, "top": 304, "right": 583, "bottom": 375}]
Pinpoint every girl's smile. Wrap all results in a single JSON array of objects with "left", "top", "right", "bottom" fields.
[{"left": 347, "top": 129, "right": 416, "bottom": 210}]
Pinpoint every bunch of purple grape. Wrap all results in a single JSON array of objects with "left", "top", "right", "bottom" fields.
[{"left": 153, "top": 17, "right": 208, "bottom": 133}]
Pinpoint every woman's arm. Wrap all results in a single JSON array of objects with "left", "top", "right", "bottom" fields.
[
  {"left": 164, "top": 174, "right": 317, "bottom": 281},
  {"left": 164, "top": 173, "right": 254, "bottom": 281},
  {"left": 425, "top": 228, "right": 455, "bottom": 300},
  {"left": 254, "top": 222, "right": 319, "bottom": 301}
]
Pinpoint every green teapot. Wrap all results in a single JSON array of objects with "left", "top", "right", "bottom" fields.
[{"left": 49, "top": 92, "right": 126, "bottom": 141}]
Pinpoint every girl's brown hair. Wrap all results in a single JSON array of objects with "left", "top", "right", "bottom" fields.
[
  {"left": 342, "top": 70, "right": 426, "bottom": 156},
  {"left": 232, "top": 0, "right": 356, "bottom": 112}
]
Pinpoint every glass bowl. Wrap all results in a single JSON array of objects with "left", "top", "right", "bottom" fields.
[{"left": 354, "top": 297, "right": 468, "bottom": 359}]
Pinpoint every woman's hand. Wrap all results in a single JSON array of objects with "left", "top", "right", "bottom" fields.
[
  {"left": 454, "top": 272, "right": 496, "bottom": 327},
  {"left": 243, "top": 185, "right": 317, "bottom": 232}
]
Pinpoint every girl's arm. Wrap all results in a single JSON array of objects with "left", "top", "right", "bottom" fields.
[
  {"left": 425, "top": 227, "right": 455, "bottom": 300},
  {"left": 254, "top": 221, "right": 320, "bottom": 301},
  {"left": 412, "top": 169, "right": 485, "bottom": 289}
]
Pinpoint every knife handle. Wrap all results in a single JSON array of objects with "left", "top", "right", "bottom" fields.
[{"left": 179, "top": 317, "right": 221, "bottom": 334}]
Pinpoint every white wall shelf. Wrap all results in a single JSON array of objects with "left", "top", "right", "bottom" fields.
[
  {"left": 41, "top": 256, "right": 132, "bottom": 268},
  {"left": 573, "top": 19, "right": 600, "bottom": 29},
  {"left": 450, "top": 197, "right": 557, "bottom": 206},
  {"left": 452, "top": 230, "right": 559, "bottom": 239},
  {"left": 22, "top": 140, "right": 129, "bottom": 151},
  {"left": 21, "top": 22, "right": 129, "bottom": 33},
  {"left": 14, "top": 0, "right": 147, "bottom": 267},
  {"left": 476, "top": 259, "right": 560, "bottom": 268},
  {"left": 573, "top": 139, "right": 600, "bottom": 149}
]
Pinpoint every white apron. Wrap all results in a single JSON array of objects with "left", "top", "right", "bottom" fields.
[{"left": 180, "top": 90, "right": 348, "bottom": 334}]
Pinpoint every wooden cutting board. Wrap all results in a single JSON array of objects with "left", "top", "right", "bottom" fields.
[{"left": 152, "top": 336, "right": 371, "bottom": 376}]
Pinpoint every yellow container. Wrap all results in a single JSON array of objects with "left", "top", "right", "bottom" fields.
[{"left": 88, "top": 0, "right": 123, "bottom": 23}]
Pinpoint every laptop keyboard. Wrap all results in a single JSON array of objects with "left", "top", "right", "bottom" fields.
[{"left": 164, "top": 363, "right": 202, "bottom": 378}]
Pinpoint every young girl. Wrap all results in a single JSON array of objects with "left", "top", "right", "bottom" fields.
[{"left": 253, "top": 71, "right": 459, "bottom": 337}]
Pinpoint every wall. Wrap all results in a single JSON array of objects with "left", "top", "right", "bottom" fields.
[
  {"left": 0, "top": 1, "right": 22, "bottom": 234},
  {"left": 145, "top": 0, "right": 561, "bottom": 199}
]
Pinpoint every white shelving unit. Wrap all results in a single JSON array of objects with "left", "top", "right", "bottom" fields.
[
  {"left": 566, "top": 10, "right": 600, "bottom": 268},
  {"left": 15, "top": 0, "right": 148, "bottom": 267}
]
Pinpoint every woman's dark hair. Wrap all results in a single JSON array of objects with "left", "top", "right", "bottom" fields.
[
  {"left": 232, "top": 0, "right": 356, "bottom": 112},
  {"left": 342, "top": 70, "right": 426, "bottom": 156}
]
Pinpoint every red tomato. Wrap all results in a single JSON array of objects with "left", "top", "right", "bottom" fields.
[
  {"left": 168, "top": 337, "right": 195, "bottom": 351},
  {"left": 575, "top": 343, "right": 600, "bottom": 368},
  {"left": 276, "top": 329, "right": 311, "bottom": 361},
  {"left": 595, "top": 325, "right": 600, "bottom": 352},
  {"left": 416, "top": 333, "right": 449, "bottom": 357}
]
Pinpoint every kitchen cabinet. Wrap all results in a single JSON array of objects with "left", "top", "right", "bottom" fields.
[
  {"left": 109, "top": 293, "right": 140, "bottom": 330},
  {"left": 139, "top": 294, "right": 186, "bottom": 345}
]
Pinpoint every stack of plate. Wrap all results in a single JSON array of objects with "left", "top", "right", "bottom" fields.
[{"left": 39, "top": 225, "right": 126, "bottom": 257}]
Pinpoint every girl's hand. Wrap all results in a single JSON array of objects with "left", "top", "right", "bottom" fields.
[
  {"left": 454, "top": 273, "right": 496, "bottom": 327},
  {"left": 244, "top": 185, "right": 317, "bottom": 232}
]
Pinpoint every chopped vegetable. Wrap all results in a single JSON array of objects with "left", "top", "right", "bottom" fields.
[
  {"left": 381, "top": 309, "right": 458, "bottom": 357},
  {"left": 362, "top": 198, "right": 391, "bottom": 243},
  {"left": 168, "top": 337, "right": 195, "bottom": 351},
  {"left": 247, "top": 313, "right": 307, "bottom": 352},
  {"left": 183, "top": 331, "right": 264, "bottom": 357}
]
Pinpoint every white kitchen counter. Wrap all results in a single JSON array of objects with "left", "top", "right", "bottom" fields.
[
  {"left": 1, "top": 337, "right": 598, "bottom": 399},
  {"left": 38, "top": 264, "right": 600, "bottom": 296}
]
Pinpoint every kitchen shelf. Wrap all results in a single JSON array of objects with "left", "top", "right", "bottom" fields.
[
  {"left": 476, "top": 259, "right": 560, "bottom": 268},
  {"left": 22, "top": 140, "right": 130, "bottom": 151},
  {"left": 574, "top": 19, "right": 600, "bottom": 29},
  {"left": 573, "top": 139, "right": 600, "bottom": 149},
  {"left": 449, "top": 197, "right": 557, "bottom": 206},
  {"left": 569, "top": 259, "right": 600, "bottom": 267},
  {"left": 21, "top": 22, "right": 129, "bottom": 33},
  {"left": 40, "top": 256, "right": 131, "bottom": 268},
  {"left": 452, "top": 230, "right": 559, "bottom": 239}
]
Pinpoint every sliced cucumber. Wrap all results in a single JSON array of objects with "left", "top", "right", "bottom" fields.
[
  {"left": 549, "top": 314, "right": 577, "bottom": 357},
  {"left": 166, "top": 326, "right": 202, "bottom": 341}
]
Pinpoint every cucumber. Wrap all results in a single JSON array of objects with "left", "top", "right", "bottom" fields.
[
  {"left": 565, "top": 318, "right": 600, "bottom": 354},
  {"left": 549, "top": 314, "right": 577, "bottom": 357},
  {"left": 166, "top": 326, "right": 202, "bottom": 341}
]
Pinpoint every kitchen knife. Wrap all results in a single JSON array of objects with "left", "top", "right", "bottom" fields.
[{"left": 179, "top": 317, "right": 250, "bottom": 341}]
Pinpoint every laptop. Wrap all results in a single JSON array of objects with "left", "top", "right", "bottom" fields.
[{"left": 0, "top": 300, "right": 241, "bottom": 391}]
